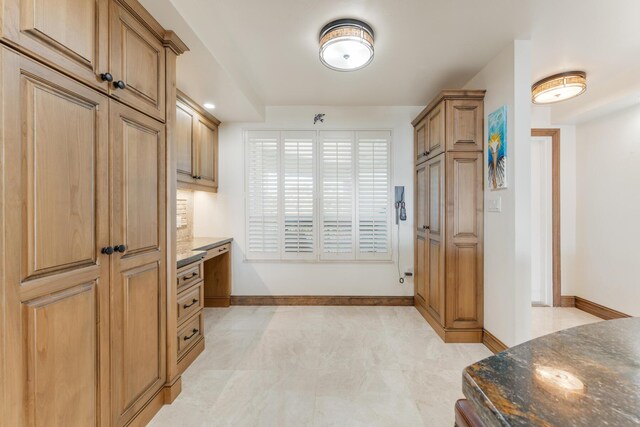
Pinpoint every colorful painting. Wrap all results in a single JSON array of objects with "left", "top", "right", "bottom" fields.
[{"left": 487, "top": 106, "right": 507, "bottom": 190}]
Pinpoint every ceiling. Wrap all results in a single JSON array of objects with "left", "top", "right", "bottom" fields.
[{"left": 141, "top": 0, "right": 640, "bottom": 123}]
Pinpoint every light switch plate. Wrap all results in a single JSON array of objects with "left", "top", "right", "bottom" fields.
[{"left": 487, "top": 196, "right": 502, "bottom": 213}]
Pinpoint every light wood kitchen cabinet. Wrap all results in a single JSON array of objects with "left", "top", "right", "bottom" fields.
[
  {"left": 0, "top": 46, "right": 111, "bottom": 426},
  {"left": 110, "top": 0, "right": 166, "bottom": 121},
  {"left": 0, "top": 0, "right": 110, "bottom": 91},
  {"left": 0, "top": 0, "right": 188, "bottom": 424},
  {"left": 109, "top": 101, "right": 167, "bottom": 426},
  {"left": 412, "top": 90, "right": 485, "bottom": 343},
  {"left": 176, "top": 90, "right": 221, "bottom": 192},
  {"left": 414, "top": 117, "right": 427, "bottom": 164}
]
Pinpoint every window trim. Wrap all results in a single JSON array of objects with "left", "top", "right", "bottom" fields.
[{"left": 244, "top": 128, "right": 393, "bottom": 263}]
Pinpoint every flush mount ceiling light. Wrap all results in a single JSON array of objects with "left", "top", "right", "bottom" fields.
[
  {"left": 203, "top": 102, "right": 216, "bottom": 109},
  {"left": 532, "top": 71, "right": 587, "bottom": 104},
  {"left": 319, "top": 19, "right": 374, "bottom": 72}
]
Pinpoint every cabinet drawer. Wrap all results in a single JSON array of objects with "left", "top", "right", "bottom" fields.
[
  {"left": 177, "top": 263, "right": 201, "bottom": 290},
  {"left": 206, "top": 243, "right": 230, "bottom": 260},
  {"left": 177, "top": 282, "right": 203, "bottom": 325},
  {"left": 177, "top": 312, "right": 203, "bottom": 359}
]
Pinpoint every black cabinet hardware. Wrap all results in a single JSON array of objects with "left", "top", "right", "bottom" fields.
[
  {"left": 183, "top": 329, "right": 198, "bottom": 341},
  {"left": 101, "top": 246, "right": 114, "bottom": 255},
  {"left": 113, "top": 80, "right": 126, "bottom": 90},
  {"left": 114, "top": 244, "right": 126, "bottom": 253},
  {"left": 100, "top": 73, "right": 113, "bottom": 82},
  {"left": 183, "top": 299, "right": 198, "bottom": 309}
]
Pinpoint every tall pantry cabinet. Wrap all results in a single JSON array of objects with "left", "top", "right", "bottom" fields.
[
  {"left": 413, "top": 90, "right": 485, "bottom": 343},
  {"left": 0, "top": 0, "right": 188, "bottom": 425}
]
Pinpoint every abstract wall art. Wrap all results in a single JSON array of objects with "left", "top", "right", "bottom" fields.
[{"left": 487, "top": 106, "right": 507, "bottom": 190}]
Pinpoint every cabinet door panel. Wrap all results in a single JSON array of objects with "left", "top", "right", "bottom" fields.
[
  {"left": 415, "top": 118, "right": 427, "bottom": 163},
  {"left": 1, "top": 48, "right": 109, "bottom": 426},
  {"left": 446, "top": 152, "right": 483, "bottom": 329},
  {"left": 1, "top": 0, "right": 109, "bottom": 90},
  {"left": 110, "top": 0, "right": 165, "bottom": 121},
  {"left": 415, "top": 163, "right": 428, "bottom": 234},
  {"left": 110, "top": 100, "right": 166, "bottom": 427},
  {"left": 415, "top": 235, "right": 427, "bottom": 306},
  {"left": 446, "top": 99, "right": 483, "bottom": 152},
  {"left": 427, "top": 102, "right": 445, "bottom": 158},
  {"left": 197, "top": 119, "right": 218, "bottom": 189},
  {"left": 176, "top": 101, "right": 196, "bottom": 183},
  {"left": 426, "top": 155, "right": 445, "bottom": 325}
]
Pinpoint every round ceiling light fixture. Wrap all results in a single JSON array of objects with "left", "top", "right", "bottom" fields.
[
  {"left": 319, "top": 19, "right": 374, "bottom": 72},
  {"left": 532, "top": 71, "right": 587, "bottom": 104}
]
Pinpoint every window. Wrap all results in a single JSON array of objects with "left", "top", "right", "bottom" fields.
[{"left": 246, "top": 129, "right": 391, "bottom": 261}]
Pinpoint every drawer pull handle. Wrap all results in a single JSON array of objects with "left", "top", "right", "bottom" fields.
[
  {"left": 219, "top": 248, "right": 225, "bottom": 252},
  {"left": 182, "top": 272, "right": 197, "bottom": 280},
  {"left": 183, "top": 299, "right": 198, "bottom": 309},
  {"left": 183, "top": 329, "right": 198, "bottom": 341}
]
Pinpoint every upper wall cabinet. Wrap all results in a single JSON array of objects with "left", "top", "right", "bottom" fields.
[
  {"left": 176, "top": 90, "right": 220, "bottom": 192},
  {"left": 110, "top": 0, "right": 166, "bottom": 121},
  {"left": 0, "top": 0, "right": 110, "bottom": 91}
]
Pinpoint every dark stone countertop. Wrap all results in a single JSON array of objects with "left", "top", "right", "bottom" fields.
[
  {"left": 463, "top": 317, "right": 640, "bottom": 426},
  {"left": 176, "top": 237, "right": 233, "bottom": 269}
]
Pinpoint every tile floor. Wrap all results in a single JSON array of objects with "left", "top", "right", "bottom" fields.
[
  {"left": 149, "top": 306, "right": 491, "bottom": 427},
  {"left": 531, "top": 306, "right": 602, "bottom": 338}
]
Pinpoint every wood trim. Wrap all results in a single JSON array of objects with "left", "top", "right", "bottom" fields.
[
  {"left": 162, "top": 377, "right": 182, "bottom": 404},
  {"left": 560, "top": 295, "right": 576, "bottom": 307},
  {"left": 124, "top": 387, "right": 165, "bottom": 427},
  {"left": 114, "top": 0, "right": 166, "bottom": 41},
  {"left": 163, "top": 31, "right": 189, "bottom": 55},
  {"left": 559, "top": 295, "right": 631, "bottom": 320},
  {"left": 415, "top": 301, "right": 483, "bottom": 343},
  {"left": 574, "top": 296, "right": 631, "bottom": 320},
  {"left": 205, "top": 296, "right": 231, "bottom": 307},
  {"left": 531, "top": 128, "right": 561, "bottom": 306},
  {"left": 411, "top": 90, "right": 486, "bottom": 126},
  {"left": 230, "top": 296, "right": 415, "bottom": 306},
  {"left": 177, "top": 89, "right": 221, "bottom": 125},
  {"left": 482, "top": 330, "right": 508, "bottom": 354}
]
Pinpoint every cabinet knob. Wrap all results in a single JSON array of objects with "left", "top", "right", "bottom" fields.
[
  {"left": 422, "top": 225, "right": 430, "bottom": 230},
  {"left": 192, "top": 175, "right": 198, "bottom": 179},
  {"left": 113, "top": 80, "right": 126, "bottom": 90},
  {"left": 114, "top": 244, "right": 126, "bottom": 253},
  {"left": 100, "top": 72, "right": 113, "bottom": 82},
  {"left": 101, "top": 246, "right": 114, "bottom": 255}
]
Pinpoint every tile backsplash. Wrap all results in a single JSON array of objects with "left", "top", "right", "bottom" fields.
[{"left": 177, "top": 189, "right": 194, "bottom": 242}]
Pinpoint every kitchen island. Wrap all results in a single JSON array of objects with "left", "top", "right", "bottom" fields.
[{"left": 460, "top": 318, "right": 640, "bottom": 426}]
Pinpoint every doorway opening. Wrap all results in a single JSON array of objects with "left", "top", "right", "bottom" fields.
[{"left": 530, "top": 129, "right": 561, "bottom": 307}]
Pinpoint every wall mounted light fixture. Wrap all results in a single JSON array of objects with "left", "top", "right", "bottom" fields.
[
  {"left": 532, "top": 71, "right": 587, "bottom": 104},
  {"left": 319, "top": 19, "right": 374, "bottom": 72}
]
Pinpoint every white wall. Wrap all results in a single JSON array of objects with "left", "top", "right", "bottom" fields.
[
  {"left": 193, "top": 105, "right": 422, "bottom": 296},
  {"left": 464, "top": 40, "right": 533, "bottom": 347},
  {"left": 574, "top": 104, "right": 640, "bottom": 316},
  {"left": 531, "top": 106, "right": 578, "bottom": 296}
]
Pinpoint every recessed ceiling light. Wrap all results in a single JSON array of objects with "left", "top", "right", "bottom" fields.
[
  {"left": 532, "top": 71, "right": 587, "bottom": 104},
  {"left": 203, "top": 102, "right": 216, "bottom": 109},
  {"left": 319, "top": 19, "right": 374, "bottom": 72}
]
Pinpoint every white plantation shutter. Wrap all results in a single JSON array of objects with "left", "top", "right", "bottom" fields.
[
  {"left": 246, "top": 131, "right": 280, "bottom": 259},
  {"left": 357, "top": 131, "right": 391, "bottom": 260},
  {"left": 319, "top": 131, "right": 355, "bottom": 259},
  {"left": 246, "top": 129, "right": 391, "bottom": 262},
  {"left": 282, "top": 131, "right": 316, "bottom": 259}
]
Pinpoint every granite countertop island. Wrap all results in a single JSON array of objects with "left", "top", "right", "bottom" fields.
[
  {"left": 463, "top": 317, "right": 640, "bottom": 426},
  {"left": 176, "top": 237, "right": 233, "bottom": 268}
]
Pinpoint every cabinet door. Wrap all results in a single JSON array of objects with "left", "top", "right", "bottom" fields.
[
  {"left": 0, "top": 48, "right": 109, "bottom": 426},
  {"left": 196, "top": 118, "right": 219, "bottom": 190},
  {"left": 415, "top": 235, "right": 428, "bottom": 306},
  {"left": 176, "top": 100, "right": 197, "bottom": 184},
  {"left": 1, "top": 0, "right": 109, "bottom": 91},
  {"left": 446, "top": 99, "right": 483, "bottom": 152},
  {"left": 425, "top": 154, "right": 446, "bottom": 326},
  {"left": 427, "top": 102, "right": 445, "bottom": 159},
  {"left": 109, "top": 0, "right": 166, "bottom": 121},
  {"left": 110, "top": 101, "right": 166, "bottom": 427},
  {"left": 445, "top": 152, "right": 483, "bottom": 329},
  {"left": 414, "top": 118, "right": 427, "bottom": 164},
  {"left": 415, "top": 163, "right": 428, "bottom": 235}
]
